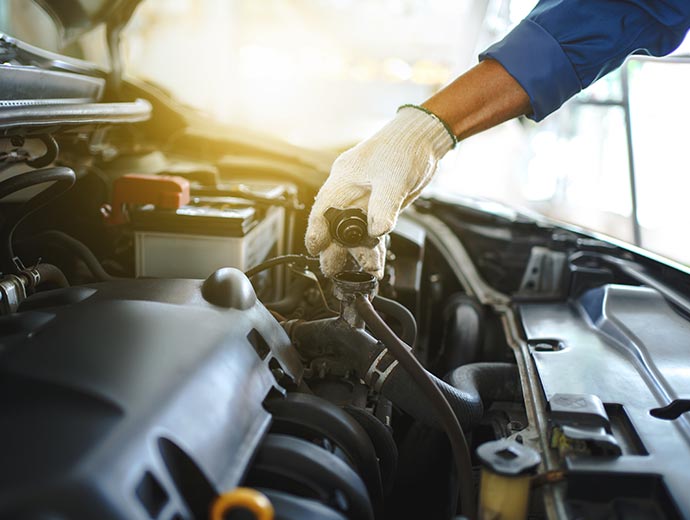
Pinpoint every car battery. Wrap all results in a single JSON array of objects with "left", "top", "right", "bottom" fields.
[{"left": 131, "top": 197, "right": 284, "bottom": 279}]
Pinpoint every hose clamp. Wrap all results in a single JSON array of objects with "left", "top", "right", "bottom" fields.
[{"left": 365, "top": 348, "right": 399, "bottom": 392}]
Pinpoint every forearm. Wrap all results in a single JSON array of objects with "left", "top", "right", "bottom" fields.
[{"left": 422, "top": 59, "right": 531, "bottom": 142}]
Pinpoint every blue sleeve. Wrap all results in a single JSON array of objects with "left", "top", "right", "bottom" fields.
[{"left": 479, "top": 0, "right": 690, "bottom": 121}]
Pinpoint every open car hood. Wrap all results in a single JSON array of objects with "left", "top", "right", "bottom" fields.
[{"left": 35, "top": 0, "right": 142, "bottom": 44}]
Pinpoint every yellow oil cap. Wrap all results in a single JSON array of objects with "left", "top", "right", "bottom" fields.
[{"left": 210, "top": 487, "right": 274, "bottom": 520}]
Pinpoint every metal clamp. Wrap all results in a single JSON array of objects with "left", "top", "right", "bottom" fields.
[{"left": 365, "top": 348, "right": 399, "bottom": 392}]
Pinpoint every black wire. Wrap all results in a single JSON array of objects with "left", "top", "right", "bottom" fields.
[
  {"left": 244, "top": 254, "right": 319, "bottom": 278},
  {"left": 0, "top": 166, "right": 76, "bottom": 273},
  {"left": 355, "top": 295, "right": 476, "bottom": 519}
]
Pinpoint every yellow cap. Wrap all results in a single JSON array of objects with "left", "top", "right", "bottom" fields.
[{"left": 210, "top": 487, "right": 274, "bottom": 520}]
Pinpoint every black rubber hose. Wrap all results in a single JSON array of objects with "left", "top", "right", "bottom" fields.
[
  {"left": 381, "top": 369, "right": 481, "bottom": 431},
  {"left": 354, "top": 295, "right": 475, "bottom": 519},
  {"left": 266, "top": 291, "right": 304, "bottom": 315},
  {"left": 445, "top": 362, "right": 522, "bottom": 420},
  {"left": 34, "top": 263, "right": 69, "bottom": 288},
  {"left": 0, "top": 166, "right": 75, "bottom": 206},
  {"left": 381, "top": 362, "right": 521, "bottom": 433},
  {"left": 24, "top": 230, "right": 114, "bottom": 281},
  {"left": 0, "top": 166, "right": 76, "bottom": 272},
  {"left": 265, "top": 277, "right": 311, "bottom": 315},
  {"left": 372, "top": 295, "right": 417, "bottom": 346},
  {"left": 438, "top": 294, "right": 483, "bottom": 370},
  {"left": 288, "top": 317, "right": 512, "bottom": 434}
]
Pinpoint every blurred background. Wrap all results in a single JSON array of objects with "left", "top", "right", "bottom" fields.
[{"left": 2, "top": 0, "right": 690, "bottom": 265}]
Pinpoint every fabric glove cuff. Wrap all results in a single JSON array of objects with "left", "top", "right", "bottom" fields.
[{"left": 396, "top": 104, "right": 457, "bottom": 157}]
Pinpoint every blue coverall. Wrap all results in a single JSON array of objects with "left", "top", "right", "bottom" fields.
[{"left": 480, "top": 0, "right": 690, "bottom": 121}]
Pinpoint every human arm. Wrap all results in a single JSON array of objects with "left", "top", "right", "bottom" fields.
[
  {"left": 480, "top": 0, "right": 690, "bottom": 121},
  {"left": 305, "top": 60, "right": 530, "bottom": 278},
  {"left": 306, "top": 0, "right": 690, "bottom": 278},
  {"left": 425, "top": 0, "right": 690, "bottom": 132}
]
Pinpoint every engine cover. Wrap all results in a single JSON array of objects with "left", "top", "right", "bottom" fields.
[{"left": 0, "top": 276, "right": 302, "bottom": 519}]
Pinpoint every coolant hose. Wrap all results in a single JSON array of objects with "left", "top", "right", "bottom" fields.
[
  {"left": 24, "top": 230, "right": 114, "bottom": 281},
  {"left": 381, "top": 362, "right": 521, "bottom": 432},
  {"left": 439, "top": 294, "right": 483, "bottom": 369},
  {"left": 382, "top": 369, "right": 481, "bottom": 431},
  {"left": 354, "top": 295, "right": 475, "bottom": 519},
  {"left": 34, "top": 263, "right": 69, "bottom": 288},
  {"left": 372, "top": 295, "right": 417, "bottom": 346},
  {"left": 445, "top": 362, "right": 522, "bottom": 419},
  {"left": 0, "top": 166, "right": 76, "bottom": 273}
]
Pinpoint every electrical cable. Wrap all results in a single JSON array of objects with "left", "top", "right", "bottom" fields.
[
  {"left": 244, "top": 254, "right": 319, "bottom": 278},
  {"left": 354, "top": 295, "right": 476, "bottom": 519},
  {"left": 26, "top": 135, "right": 59, "bottom": 168}
]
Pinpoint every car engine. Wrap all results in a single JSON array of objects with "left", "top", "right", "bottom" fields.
[{"left": 2, "top": 31, "right": 690, "bottom": 520}]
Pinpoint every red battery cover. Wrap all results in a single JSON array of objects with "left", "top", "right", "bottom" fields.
[{"left": 109, "top": 174, "right": 191, "bottom": 224}]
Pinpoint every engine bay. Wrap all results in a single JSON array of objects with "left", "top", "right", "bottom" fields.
[{"left": 2, "top": 33, "right": 690, "bottom": 520}]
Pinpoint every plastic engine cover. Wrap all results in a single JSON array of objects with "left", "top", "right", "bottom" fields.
[{"left": 0, "top": 276, "right": 301, "bottom": 520}]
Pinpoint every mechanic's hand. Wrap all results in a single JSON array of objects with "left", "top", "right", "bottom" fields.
[{"left": 305, "top": 105, "right": 456, "bottom": 279}]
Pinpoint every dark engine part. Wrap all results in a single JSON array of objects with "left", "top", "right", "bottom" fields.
[
  {"left": 263, "top": 393, "right": 385, "bottom": 514},
  {"left": 254, "top": 488, "right": 348, "bottom": 520},
  {"left": 0, "top": 268, "right": 393, "bottom": 520},
  {"left": 287, "top": 315, "right": 520, "bottom": 433},
  {"left": 0, "top": 272, "right": 304, "bottom": 520},
  {"left": 246, "top": 434, "right": 372, "bottom": 519},
  {"left": 437, "top": 294, "right": 483, "bottom": 370}
]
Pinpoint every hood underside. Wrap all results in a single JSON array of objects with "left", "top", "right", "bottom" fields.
[{"left": 34, "top": 0, "right": 141, "bottom": 44}]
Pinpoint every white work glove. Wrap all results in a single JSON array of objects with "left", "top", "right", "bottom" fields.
[{"left": 305, "top": 105, "right": 456, "bottom": 278}]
